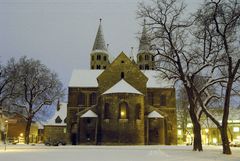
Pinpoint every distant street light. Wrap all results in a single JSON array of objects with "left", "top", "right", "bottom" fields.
[{"left": 4, "top": 120, "right": 8, "bottom": 151}]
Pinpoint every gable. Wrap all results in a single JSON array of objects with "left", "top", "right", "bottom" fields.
[{"left": 97, "top": 52, "right": 148, "bottom": 94}]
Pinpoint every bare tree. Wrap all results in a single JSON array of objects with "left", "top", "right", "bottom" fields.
[
  {"left": 191, "top": 0, "right": 240, "bottom": 154},
  {"left": 0, "top": 58, "right": 18, "bottom": 105},
  {"left": 7, "top": 56, "right": 64, "bottom": 144},
  {"left": 137, "top": 0, "right": 204, "bottom": 151}
]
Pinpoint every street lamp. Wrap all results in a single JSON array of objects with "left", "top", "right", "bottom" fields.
[{"left": 4, "top": 120, "right": 8, "bottom": 151}]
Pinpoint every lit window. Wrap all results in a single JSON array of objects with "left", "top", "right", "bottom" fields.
[
  {"left": 119, "top": 102, "right": 128, "bottom": 119},
  {"left": 233, "top": 127, "right": 240, "bottom": 132}
]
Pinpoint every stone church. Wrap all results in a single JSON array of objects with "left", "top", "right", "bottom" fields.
[{"left": 67, "top": 20, "right": 177, "bottom": 145}]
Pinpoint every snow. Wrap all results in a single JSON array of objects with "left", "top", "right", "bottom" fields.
[
  {"left": 0, "top": 144, "right": 239, "bottom": 161},
  {"left": 102, "top": 79, "right": 143, "bottom": 95},
  {"left": 68, "top": 69, "right": 174, "bottom": 88},
  {"left": 148, "top": 111, "right": 164, "bottom": 118},
  {"left": 80, "top": 110, "right": 98, "bottom": 118},
  {"left": 69, "top": 69, "right": 103, "bottom": 87},
  {"left": 44, "top": 103, "right": 67, "bottom": 126},
  {"left": 141, "top": 70, "right": 174, "bottom": 88}
]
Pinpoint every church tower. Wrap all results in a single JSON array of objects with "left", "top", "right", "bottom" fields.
[
  {"left": 137, "top": 20, "right": 155, "bottom": 70},
  {"left": 90, "top": 19, "right": 110, "bottom": 70}
]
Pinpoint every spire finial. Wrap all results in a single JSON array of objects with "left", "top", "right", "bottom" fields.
[
  {"left": 100, "top": 18, "right": 102, "bottom": 24},
  {"left": 144, "top": 19, "right": 146, "bottom": 26},
  {"left": 92, "top": 19, "right": 107, "bottom": 51}
]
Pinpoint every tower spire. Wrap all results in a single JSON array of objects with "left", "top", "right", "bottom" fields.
[
  {"left": 92, "top": 19, "right": 107, "bottom": 52},
  {"left": 138, "top": 19, "right": 150, "bottom": 53}
]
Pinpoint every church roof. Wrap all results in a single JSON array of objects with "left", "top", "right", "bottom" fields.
[
  {"left": 44, "top": 102, "right": 67, "bottom": 126},
  {"left": 69, "top": 69, "right": 103, "bottom": 87},
  {"left": 92, "top": 19, "right": 108, "bottom": 52},
  {"left": 69, "top": 69, "right": 174, "bottom": 88},
  {"left": 80, "top": 110, "right": 98, "bottom": 118},
  {"left": 102, "top": 79, "right": 143, "bottom": 95},
  {"left": 148, "top": 110, "right": 164, "bottom": 118}
]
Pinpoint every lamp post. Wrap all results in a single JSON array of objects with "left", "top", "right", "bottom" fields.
[{"left": 4, "top": 120, "right": 8, "bottom": 151}]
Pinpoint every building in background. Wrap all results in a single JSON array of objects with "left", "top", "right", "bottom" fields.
[
  {"left": 43, "top": 102, "right": 67, "bottom": 144},
  {"left": 177, "top": 108, "right": 240, "bottom": 145}
]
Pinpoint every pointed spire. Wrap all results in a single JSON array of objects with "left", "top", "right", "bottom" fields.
[
  {"left": 129, "top": 47, "right": 135, "bottom": 62},
  {"left": 92, "top": 18, "right": 107, "bottom": 52},
  {"left": 138, "top": 19, "right": 151, "bottom": 53}
]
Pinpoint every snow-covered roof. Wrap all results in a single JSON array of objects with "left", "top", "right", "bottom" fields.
[
  {"left": 69, "top": 69, "right": 174, "bottom": 88},
  {"left": 102, "top": 79, "right": 143, "bottom": 95},
  {"left": 69, "top": 69, "right": 103, "bottom": 87},
  {"left": 148, "top": 111, "right": 164, "bottom": 118},
  {"left": 141, "top": 70, "right": 174, "bottom": 88},
  {"left": 44, "top": 102, "right": 67, "bottom": 126},
  {"left": 81, "top": 110, "right": 98, "bottom": 118}
]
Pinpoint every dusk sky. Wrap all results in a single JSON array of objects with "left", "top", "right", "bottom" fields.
[{"left": 0, "top": 0, "right": 201, "bottom": 96}]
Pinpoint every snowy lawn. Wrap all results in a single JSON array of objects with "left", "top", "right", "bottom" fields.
[{"left": 0, "top": 144, "right": 239, "bottom": 161}]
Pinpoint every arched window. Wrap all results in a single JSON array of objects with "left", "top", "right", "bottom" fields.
[
  {"left": 119, "top": 102, "right": 129, "bottom": 119},
  {"left": 89, "top": 93, "right": 97, "bottom": 105},
  {"left": 97, "top": 55, "right": 101, "bottom": 60},
  {"left": 135, "top": 104, "right": 141, "bottom": 120},
  {"left": 55, "top": 116, "right": 62, "bottom": 123},
  {"left": 160, "top": 95, "right": 167, "bottom": 106},
  {"left": 104, "top": 56, "right": 107, "bottom": 61},
  {"left": 139, "top": 55, "right": 142, "bottom": 62},
  {"left": 152, "top": 56, "right": 154, "bottom": 61},
  {"left": 121, "top": 72, "right": 124, "bottom": 79},
  {"left": 78, "top": 92, "right": 85, "bottom": 106},
  {"left": 145, "top": 55, "right": 149, "bottom": 60},
  {"left": 104, "top": 103, "right": 110, "bottom": 119},
  {"left": 148, "top": 92, "right": 154, "bottom": 105},
  {"left": 96, "top": 65, "right": 101, "bottom": 69},
  {"left": 145, "top": 64, "right": 149, "bottom": 70}
]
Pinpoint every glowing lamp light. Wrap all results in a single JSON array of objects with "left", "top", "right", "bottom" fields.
[
  {"left": 205, "top": 129, "right": 209, "bottom": 133},
  {"left": 233, "top": 127, "right": 239, "bottom": 132},
  {"left": 20, "top": 133, "right": 23, "bottom": 137},
  {"left": 178, "top": 130, "right": 182, "bottom": 136},
  {"left": 121, "top": 111, "right": 125, "bottom": 117},
  {"left": 213, "top": 138, "right": 217, "bottom": 144}
]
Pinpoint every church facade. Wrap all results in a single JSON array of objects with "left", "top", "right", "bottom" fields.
[{"left": 67, "top": 20, "right": 177, "bottom": 145}]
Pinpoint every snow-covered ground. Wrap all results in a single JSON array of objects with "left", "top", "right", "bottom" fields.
[{"left": 0, "top": 144, "right": 239, "bottom": 161}]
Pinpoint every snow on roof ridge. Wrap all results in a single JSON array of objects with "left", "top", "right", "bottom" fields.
[
  {"left": 44, "top": 102, "right": 67, "bottom": 126},
  {"left": 81, "top": 110, "right": 98, "bottom": 118},
  {"left": 102, "top": 79, "right": 143, "bottom": 95},
  {"left": 148, "top": 110, "right": 164, "bottom": 118}
]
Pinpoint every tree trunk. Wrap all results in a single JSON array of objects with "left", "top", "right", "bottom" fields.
[
  {"left": 220, "top": 127, "right": 231, "bottom": 154},
  {"left": 25, "top": 117, "right": 32, "bottom": 144},
  {"left": 185, "top": 86, "right": 203, "bottom": 151},
  {"left": 220, "top": 78, "right": 233, "bottom": 154}
]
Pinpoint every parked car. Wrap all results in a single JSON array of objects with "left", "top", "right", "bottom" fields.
[
  {"left": 229, "top": 140, "right": 240, "bottom": 147},
  {"left": 44, "top": 139, "right": 66, "bottom": 146}
]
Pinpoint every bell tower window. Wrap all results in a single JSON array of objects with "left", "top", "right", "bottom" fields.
[
  {"left": 97, "top": 55, "right": 101, "bottom": 60},
  {"left": 96, "top": 65, "right": 101, "bottom": 69}
]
